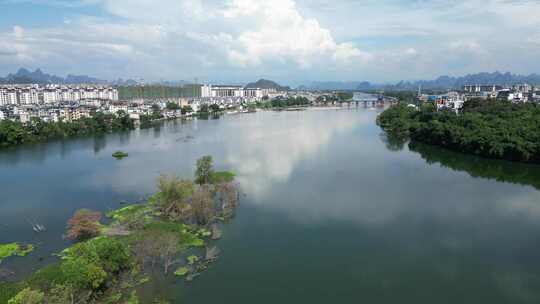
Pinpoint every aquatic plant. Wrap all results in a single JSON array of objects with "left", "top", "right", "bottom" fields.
[
  {"left": 187, "top": 255, "right": 199, "bottom": 265},
  {"left": 112, "top": 151, "right": 129, "bottom": 159},
  {"left": 0, "top": 243, "right": 34, "bottom": 264},
  {"left": 174, "top": 267, "right": 189, "bottom": 276}
]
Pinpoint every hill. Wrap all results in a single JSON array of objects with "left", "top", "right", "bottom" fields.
[
  {"left": 0, "top": 68, "right": 137, "bottom": 85},
  {"left": 245, "top": 79, "right": 289, "bottom": 91},
  {"left": 297, "top": 72, "right": 540, "bottom": 91}
]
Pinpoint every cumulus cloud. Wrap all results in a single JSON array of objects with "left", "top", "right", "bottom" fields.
[{"left": 1, "top": 0, "right": 540, "bottom": 82}]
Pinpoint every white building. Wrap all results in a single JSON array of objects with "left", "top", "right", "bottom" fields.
[
  {"left": 0, "top": 110, "right": 5, "bottom": 120},
  {"left": 201, "top": 85, "right": 212, "bottom": 98},
  {"left": 0, "top": 85, "right": 119, "bottom": 105}
]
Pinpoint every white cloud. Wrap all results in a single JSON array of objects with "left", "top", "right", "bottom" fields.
[{"left": 1, "top": 0, "right": 540, "bottom": 82}]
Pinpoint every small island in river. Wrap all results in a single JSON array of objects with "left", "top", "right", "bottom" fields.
[
  {"left": 0, "top": 155, "right": 239, "bottom": 304},
  {"left": 112, "top": 151, "right": 129, "bottom": 159}
]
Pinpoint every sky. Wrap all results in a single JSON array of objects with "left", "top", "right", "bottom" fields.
[{"left": 0, "top": 0, "right": 540, "bottom": 85}]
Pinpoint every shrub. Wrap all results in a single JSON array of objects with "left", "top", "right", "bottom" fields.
[
  {"left": 8, "top": 288, "right": 44, "bottom": 304},
  {"left": 65, "top": 209, "right": 102, "bottom": 241}
]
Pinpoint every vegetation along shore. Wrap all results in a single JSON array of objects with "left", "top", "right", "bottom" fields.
[
  {"left": 0, "top": 156, "right": 239, "bottom": 303},
  {"left": 377, "top": 99, "right": 540, "bottom": 163}
]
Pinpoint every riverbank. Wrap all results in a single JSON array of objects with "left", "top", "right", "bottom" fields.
[
  {"left": 377, "top": 100, "right": 540, "bottom": 163},
  {"left": 0, "top": 156, "right": 239, "bottom": 304}
]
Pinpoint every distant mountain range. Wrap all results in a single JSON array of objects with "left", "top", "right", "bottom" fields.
[
  {"left": 245, "top": 79, "right": 290, "bottom": 91},
  {"left": 0, "top": 68, "right": 138, "bottom": 85},
  {"left": 3, "top": 68, "right": 539, "bottom": 91},
  {"left": 299, "top": 72, "right": 540, "bottom": 91}
]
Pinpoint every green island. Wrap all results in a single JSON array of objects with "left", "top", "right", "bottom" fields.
[
  {"left": 0, "top": 156, "right": 239, "bottom": 304},
  {"left": 377, "top": 99, "right": 540, "bottom": 163},
  {"left": 112, "top": 151, "right": 129, "bottom": 159}
]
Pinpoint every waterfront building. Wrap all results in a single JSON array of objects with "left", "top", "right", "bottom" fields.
[{"left": 0, "top": 85, "right": 119, "bottom": 105}]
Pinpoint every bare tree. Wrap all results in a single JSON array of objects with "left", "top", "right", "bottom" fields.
[
  {"left": 191, "top": 186, "right": 214, "bottom": 225},
  {"left": 159, "top": 232, "right": 181, "bottom": 274},
  {"left": 218, "top": 182, "right": 239, "bottom": 218},
  {"left": 133, "top": 231, "right": 181, "bottom": 274}
]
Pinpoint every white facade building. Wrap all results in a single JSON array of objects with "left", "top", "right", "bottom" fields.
[{"left": 0, "top": 85, "right": 119, "bottom": 105}]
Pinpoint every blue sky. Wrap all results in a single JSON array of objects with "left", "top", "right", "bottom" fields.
[{"left": 1, "top": 0, "right": 540, "bottom": 85}]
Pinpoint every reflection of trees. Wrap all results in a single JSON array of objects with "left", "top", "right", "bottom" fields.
[
  {"left": 153, "top": 124, "right": 162, "bottom": 139},
  {"left": 93, "top": 135, "right": 106, "bottom": 154},
  {"left": 118, "top": 131, "right": 131, "bottom": 145},
  {"left": 409, "top": 142, "right": 540, "bottom": 191},
  {"left": 379, "top": 132, "right": 408, "bottom": 152}
]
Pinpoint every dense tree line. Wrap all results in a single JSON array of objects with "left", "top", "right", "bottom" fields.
[
  {"left": 269, "top": 96, "right": 310, "bottom": 108},
  {"left": 0, "top": 111, "right": 135, "bottom": 148},
  {"left": 377, "top": 99, "right": 540, "bottom": 163}
]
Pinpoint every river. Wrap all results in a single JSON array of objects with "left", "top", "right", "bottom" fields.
[{"left": 2, "top": 107, "right": 540, "bottom": 303}]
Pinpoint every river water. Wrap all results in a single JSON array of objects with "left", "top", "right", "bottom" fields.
[{"left": 2, "top": 107, "right": 540, "bottom": 303}]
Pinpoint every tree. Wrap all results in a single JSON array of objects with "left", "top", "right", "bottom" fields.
[
  {"left": 151, "top": 104, "right": 162, "bottom": 119},
  {"left": 65, "top": 209, "right": 102, "bottom": 241},
  {"left": 158, "top": 232, "right": 181, "bottom": 274},
  {"left": 60, "top": 258, "right": 107, "bottom": 291},
  {"left": 181, "top": 105, "right": 193, "bottom": 115},
  {"left": 192, "top": 186, "right": 214, "bottom": 225},
  {"left": 195, "top": 156, "right": 214, "bottom": 185},
  {"left": 8, "top": 288, "right": 44, "bottom": 304},
  {"left": 218, "top": 182, "right": 239, "bottom": 218},
  {"left": 48, "top": 284, "right": 79, "bottom": 304},
  {"left": 166, "top": 102, "right": 180, "bottom": 110},
  {"left": 59, "top": 237, "right": 131, "bottom": 291},
  {"left": 199, "top": 104, "right": 209, "bottom": 113},
  {"left": 157, "top": 175, "right": 194, "bottom": 221},
  {"left": 133, "top": 230, "right": 181, "bottom": 274}
]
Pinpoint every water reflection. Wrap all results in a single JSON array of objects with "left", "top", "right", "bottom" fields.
[
  {"left": 2, "top": 109, "right": 540, "bottom": 303},
  {"left": 409, "top": 142, "right": 540, "bottom": 191},
  {"left": 223, "top": 109, "right": 364, "bottom": 198}
]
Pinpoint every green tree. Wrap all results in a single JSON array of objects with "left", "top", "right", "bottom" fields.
[
  {"left": 8, "top": 288, "right": 44, "bottom": 304},
  {"left": 156, "top": 175, "right": 195, "bottom": 221},
  {"left": 195, "top": 156, "right": 214, "bottom": 185},
  {"left": 166, "top": 102, "right": 180, "bottom": 110},
  {"left": 181, "top": 105, "right": 193, "bottom": 115}
]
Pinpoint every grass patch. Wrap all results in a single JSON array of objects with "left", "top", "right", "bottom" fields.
[
  {"left": 106, "top": 204, "right": 153, "bottom": 227},
  {"left": 209, "top": 171, "right": 235, "bottom": 184},
  {"left": 143, "top": 222, "right": 204, "bottom": 248},
  {"left": 0, "top": 243, "right": 34, "bottom": 264}
]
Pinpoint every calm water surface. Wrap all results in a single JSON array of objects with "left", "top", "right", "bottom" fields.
[{"left": 2, "top": 108, "right": 540, "bottom": 303}]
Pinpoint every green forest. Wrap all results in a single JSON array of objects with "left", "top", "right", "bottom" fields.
[
  {"left": 0, "top": 111, "right": 135, "bottom": 148},
  {"left": 377, "top": 99, "right": 540, "bottom": 163}
]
